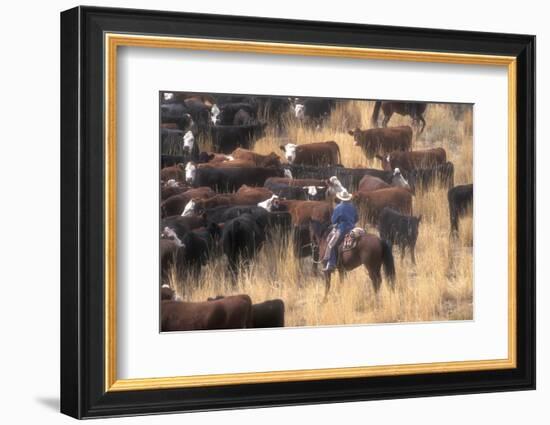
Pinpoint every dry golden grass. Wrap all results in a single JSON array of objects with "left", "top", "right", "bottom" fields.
[{"left": 167, "top": 100, "right": 474, "bottom": 326}]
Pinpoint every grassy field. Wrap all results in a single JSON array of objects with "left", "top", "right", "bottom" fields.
[{"left": 167, "top": 100, "right": 474, "bottom": 326}]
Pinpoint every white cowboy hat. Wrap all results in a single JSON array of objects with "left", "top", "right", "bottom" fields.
[{"left": 336, "top": 190, "right": 353, "bottom": 201}]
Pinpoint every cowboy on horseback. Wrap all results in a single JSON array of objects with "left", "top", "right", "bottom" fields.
[{"left": 323, "top": 190, "right": 358, "bottom": 272}]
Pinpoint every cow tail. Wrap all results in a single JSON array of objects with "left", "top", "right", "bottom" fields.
[
  {"left": 371, "top": 101, "right": 382, "bottom": 127},
  {"left": 381, "top": 239, "right": 396, "bottom": 288},
  {"left": 335, "top": 143, "right": 342, "bottom": 166}
]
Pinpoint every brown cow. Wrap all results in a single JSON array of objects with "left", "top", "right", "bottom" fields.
[
  {"left": 271, "top": 199, "right": 332, "bottom": 225},
  {"left": 358, "top": 169, "right": 412, "bottom": 193},
  {"left": 181, "top": 186, "right": 273, "bottom": 216},
  {"left": 161, "top": 295, "right": 253, "bottom": 331},
  {"left": 358, "top": 175, "right": 391, "bottom": 193},
  {"left": 348, "top": 126, "right": 412, "bottom": 158},
  {"left": 198, "top": 159, "right": 256, "bottom": 169},
  {"left": 376, "top": 147, "right": 447, "bottom": 172},
  {"left": 354, "top": 187, "right": 413, "bottom": 224},
  {"left": 160, "top": 163, "right": 186, "bottom": 183},
  {"left": 161, "top": 180, "right": 190, "bottom": 200},
  {"left": 161, "top": 187, "right": 216, "bottom": 217},
  {"left": 208, "top": 296, "right": 285, "bottom": 328},
  {"left": 279, "top": 141, "right": 341, "bottom": 166},
  {"left": 231, "top": 148, "right": 282, "bottom": 167},
  {"left": 235, "top": 185, "right": 273, "bottom": 204}
]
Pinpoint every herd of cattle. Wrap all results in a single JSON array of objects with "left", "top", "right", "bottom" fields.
[{"left": 159, "top": 92, "right": 473, "bottom": 332}]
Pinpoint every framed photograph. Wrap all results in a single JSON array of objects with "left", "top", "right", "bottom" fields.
[{"left": 60, "top": 6, "right": 535, "bottom": 419}]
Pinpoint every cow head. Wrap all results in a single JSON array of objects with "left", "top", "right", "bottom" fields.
[
  {"left": 258, "top": 194, "right": 280, "bottom": 212},
  {"left": 279, "top": 143, "right": 298, "bottom": 163},
  {"left": 161, "top": 226, "right": 184, "bottom": 247},
  {"left": 210, "top": 104, "right": 221, "bottom": 125},
  {"left": 197, "top": 152, "right": 214, "bottom": 163},
  {"left": 303, "top": 185, "right": 327, "bottom": 201},
  {"left": 392, "top": 168, "right": 411, "bottom": 191},
  {"left": 181, "top": 113, "right": 194, "bottom": 132},
  {"left": 181, "top": 199, "right": 197, "bottom": 217},
  {"left": 294, "top": 104, "right": 305, "bottom": 120},
  {"left": 160, "top": 284, "right": 176, "bottom": 301},
  {"left": 184, "top": 162, "right": 196, "bottom": 184},
  {"left": 376, "top": 154, "right": 392, "bottom": 171},
  {"left": 347, "top": 128, "right": 362, "bottom": 146},
  {"left": 264, "top": 152, "right": 282, "bottom": 168},
  {"left": 326, "top": 176, "right": 346, "bottom": 197},
  {"left": 164, "top": 179, "right": 179, "bottom": 188},
  {"left": 182, "top": 130, "right": 195, "bottom": 153}
]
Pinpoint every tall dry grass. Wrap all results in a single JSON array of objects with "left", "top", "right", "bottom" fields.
[{"left": 167, "top": 100, "right": 474, "bottom": 326}]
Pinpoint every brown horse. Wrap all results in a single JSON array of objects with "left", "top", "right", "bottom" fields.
[
  {"left": 371, "top": 101, "right": 427, "bottom": 134},
  {"left": 310, "top": 221, "right": 395, "bottom": 301}
]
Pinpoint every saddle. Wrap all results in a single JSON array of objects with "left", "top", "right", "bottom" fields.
[{"left": 341, "top": 227, "right": 367, "bottom": 252}]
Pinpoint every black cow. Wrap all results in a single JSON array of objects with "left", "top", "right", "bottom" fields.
[
  {"left": 294, "top": 98, "right": 335, "bottom": 123},
  {"left": 161, "top": 102, "right": 207, "bottom": 132},
  {"left": 378, "top": 207, "right": 421, "bottom": 264},
  {"left": 161, "top": 152, "right": 213, "bottom": 168},
  {"left": 221, "top": 213, "right": 266, "bottom": 279},
  {"left": 284, "top": 164, "right": 398, "bottom": 191},
  {"left": 215, "top": 103, "right": 257, "bottom": 125},
  {"left": 160, "top": 128, "right": 199, "bottom": 159},
  {"left": 447, "top": 184, "right": 473, "bottom": 234},
  {"left": 233, "top": 109, "right": 254, "bottom": 125},
  {"left": 201, "top": 205, "right": 292, "bottom": 238},
  {"left": 257, "top": 97, "right": 291, "bottom": 126},
  {"left": 407, "top": 162, "right": 455, "bottom": 191},
  {"left": 160, "top": 214, "right": 208, "bottom": 241},
  {"left": 216, "top": 95, "right": 257, "bottom": 105},
  {"left": 179, "top": 222, "right": 222, "bottom": 277},
  {"left": 188, "top": 165, "right": 285, "bottom": 192},
  {"left": 251, "top": 299, "right": 285, "bottom": 328},
  {"left": 211, "top": 123, "right": 267, "bottom": 153}
]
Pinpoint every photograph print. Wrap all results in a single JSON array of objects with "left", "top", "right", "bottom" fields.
[{"left": 159, "top": 92, "right": 474, "bottom": 332}]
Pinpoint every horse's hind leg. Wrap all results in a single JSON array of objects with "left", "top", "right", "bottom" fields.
[
  {"left": 419, "top": 115, "right": 426, "bottom": 133},
  {"left": 367, "top": 266, "right": 383, "bottom": 307},
  {"left": 382, "top": 112, "right": 392, "bottom": 128},
  {"left": 338, "top": 269, "right": 346, "bottom": 284},
  {"left": 323, "top": 272, "right": 332, "bottom": 303}
]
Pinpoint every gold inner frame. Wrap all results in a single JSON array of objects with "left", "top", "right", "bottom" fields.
[{"left": 104, "top": 33, "right": 517, "bottom": 392}]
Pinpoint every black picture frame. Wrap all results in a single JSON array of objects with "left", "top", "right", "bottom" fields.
[{"left": 60, "top": 5, "right": 535, "bottom": 419}]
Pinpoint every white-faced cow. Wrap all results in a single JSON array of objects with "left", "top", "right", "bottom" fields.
[{"left": 279, "top": 141, "right": 341, "bottom": 166}]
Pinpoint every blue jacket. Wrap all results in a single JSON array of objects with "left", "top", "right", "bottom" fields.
[{"left": 331, "top": 201, "right": 358, "bottom": 235}]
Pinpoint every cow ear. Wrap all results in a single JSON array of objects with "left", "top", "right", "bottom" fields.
[
  {"left": 279, "top": 145, "right": 286, "bottom": 151},
  {"left": 347, "top": 130, "right": 354, "bottom": 136},
  {"left": 417, "top": 214, "right": 422, "bottom": 222},
  {"left": 177, "top": 163, "right": 185, "bottom": 170},
  {"left": 375, "top": 155, "right": 383, "bottom": 161}
]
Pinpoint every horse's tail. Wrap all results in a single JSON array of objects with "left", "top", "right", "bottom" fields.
[
  {"left": 381, "top": 239, "right": 396, "bottom": 287},
  {"left": 371, "top": 101, "right": 382, "bottom": 127}
]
